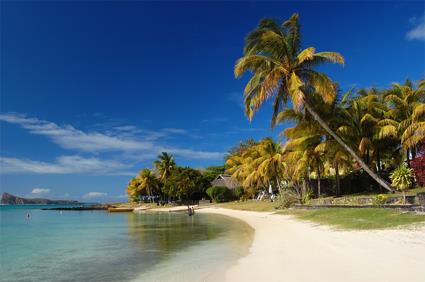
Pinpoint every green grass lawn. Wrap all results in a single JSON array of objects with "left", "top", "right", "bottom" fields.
[
  {"left": 216, "top": 200, "right": 276, "bottom": 212},
  {"left": 277, "top": 208, "right": 425, "bottom": 230}
]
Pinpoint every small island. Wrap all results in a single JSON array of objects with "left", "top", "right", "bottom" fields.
[{"left": 1, "top": 192, "right": 81, "bottom": 205}]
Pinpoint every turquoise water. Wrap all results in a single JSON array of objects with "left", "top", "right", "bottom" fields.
[{"left": 0, "top": 205, "right": 253, "bottom": 282}]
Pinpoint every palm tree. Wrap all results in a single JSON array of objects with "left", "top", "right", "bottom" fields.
[
  {"left": 235, "top": 13, "right": 393, "bottom": 191},
  {"left": 252, "top": 138, "right": 285, "bottom": 190},
  {"left": 126, "top": 177, "right": 142, "bottom": 203},
  {"left": 138, "top": 168, "right": 159, "bottom": 201},
  {"left": 379, "top": 80, "right": 425, "bottom": 164},
  {"left": 154, "top": 152, "right": 176, "bottom": 184}
]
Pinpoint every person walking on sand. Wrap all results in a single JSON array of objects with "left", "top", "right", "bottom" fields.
[{"left": 187, "top": 206, "right": 192, "bottom": 216}]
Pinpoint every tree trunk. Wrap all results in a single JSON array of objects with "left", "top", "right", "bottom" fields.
[
  {"left": 376, "top": 149, "right": 381, "bottom": 172},
  {"left": 304, "top": 102, "right": 393, "bottom": 192},
  {"left": 317, "top": 167, "right": 321, "bottom": 198},
  {"left": 335, "top": 162, "right": 340, "bottom": 196}
]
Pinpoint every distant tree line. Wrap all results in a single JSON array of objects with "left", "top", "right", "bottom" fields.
[{"left": 126, "top": 152, "right": 225, "bottom": 203}]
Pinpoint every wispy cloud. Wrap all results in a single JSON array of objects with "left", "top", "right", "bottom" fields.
[
  {"left": 0, "top": 112, "right": 223, "bottom": 161},
  {"left": 83, "top": 192, "right": 107, "bottom": 199},
  {"left": 160, "top": 147, "right": 223, "bottom": 160},
  {"left": 162, "top": 128, "right": 188, "bottom": 134},
  {"left": 31, "top": 188, "right": 50, "bottom": 195},
  {"left": 0, "top": 155, "right": 132, "bottom": 175},
  {"left": 407, "top": 15, "right": 425, "bottom": 41},
  {"left": 0, "top": 113, "right": 152, "bottom": 152}
]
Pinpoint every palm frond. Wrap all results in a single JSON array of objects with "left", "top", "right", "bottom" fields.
[{"left": 412, "top": 103, "right": 425, "bottom": 121}]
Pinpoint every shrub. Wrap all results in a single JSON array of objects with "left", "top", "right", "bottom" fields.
[
  {"left": 206, "top": 186, "right": 234, "bottom": 203},
  {"left": 390, "top": 164, "right": 414, "bottom": 203},
  {"left": 301, "top": 189, "right": 314, "bottom": 204},
  {"left": 372, "top": 194, "right": 389, "bottom": 205},
  {"left": 233, "top": 186, "right": 245, "bottom": 200},
  {"left": 273, "top": 189, "right": 300, "bottom": 209}
]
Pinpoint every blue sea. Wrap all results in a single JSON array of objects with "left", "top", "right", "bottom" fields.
[{"left": 0, "top": 205, "right": 253, "bottom": 282}]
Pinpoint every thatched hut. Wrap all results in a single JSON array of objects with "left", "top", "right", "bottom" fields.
[{"left": 210, "top": 174, "right": 239, "bottom": 190}]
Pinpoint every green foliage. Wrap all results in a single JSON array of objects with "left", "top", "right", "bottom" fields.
[
  {"left": 206, "top": 186, "right": 234, "bottom": 203},
  {"left": 154, "top": 152, "right": 176, "bottom": 184},
  {"left": 273, "top": 189, "right": 300, "bottom": 209},
  {"left": 233, "top": 186, "right": 245, "bottom": 200},
  {"left": 372, "top": 194, "right": 389, "bottom": 205},
  {"left": 202, "top": 165, "right": 225, "bottom": 183},
  {"left": 301, "top": 189, "right": 314, "bottom": 204},
  {"left": 163, "top": 167, "right": 207, "bottom": 200},
  {"left": 390, "top": 164, "right": 414, "bottom": 191}
]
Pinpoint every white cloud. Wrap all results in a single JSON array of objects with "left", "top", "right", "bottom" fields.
[
  {"left": 0, "top": 113, "right": 153, "bottom": 152},
  {"left": 407, "top": 15, "right": 425, "bottom": 41},
  {"left": 0, "top": 155, "right": 132, "bottom": 175},
  {"left": 31, "top": 188, "right": 50, "bottom": 195},
  {"left": 161, "top": 147, "right": 223, "bottom": 160},
  {"left": 0, "top": 113, "right": 222, "bottom": 161},
  {"left": 162, "top": 128, "right": 188, "bottom": 134},
  {"left": 83, "top": 192, "right": 107, "bottom": 199}
]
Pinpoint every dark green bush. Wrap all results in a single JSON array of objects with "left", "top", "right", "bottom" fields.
[
  {"left": 233, "top": 186, "right": 245, "bottom": 200},
  {"left": 206, "top": 186, "right": 234, "bottom": 203}
]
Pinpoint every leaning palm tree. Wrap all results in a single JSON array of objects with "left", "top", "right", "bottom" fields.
[
  {"left": 235, "top": 13, "right": 393, "bottom": 191},
  {"left": 154, "top": 152, "right": 176, "bottom": 184}
]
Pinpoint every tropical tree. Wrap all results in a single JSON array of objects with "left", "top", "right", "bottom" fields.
[
  {"left": 154, "top": 152, "right": 176, "bottom": 184},
  {"left": 126, "top": 177, "right": 142, "bottom": 203},
  {"left": 202, "top": 165, "right": 226, "bottom": 183},
  {"left": 378, "top": 80, "right": 425, "bottom": 164},
  {"left": 226, "top": 138, "right": 285, "bottom": 196},
  {"left": 389, "top": 164, "right": 414, "bottom": 203},
  {"left": 235, "top": 13, "right": 393, "bottom": 191},
  {"left": 252, "top": 138, "right": 285, "bottom": 190},
  {"left": 137, "top": 168, "right": 160, "bottom": 200},
  {"left": 163, "top": 167, "right": 206, "bottom": 200}
]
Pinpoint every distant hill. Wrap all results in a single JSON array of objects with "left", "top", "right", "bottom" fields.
[{"left": 1, "top": 192, "right": 81, "bottom": 205}]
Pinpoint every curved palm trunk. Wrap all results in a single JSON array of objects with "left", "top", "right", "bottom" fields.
[{"left": 304, "top": 102, "right": 393, "bottom": 192}]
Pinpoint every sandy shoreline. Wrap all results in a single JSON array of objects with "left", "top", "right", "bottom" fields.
[{"left": 198, "top": 207, "right": 425, "bottom": 282}]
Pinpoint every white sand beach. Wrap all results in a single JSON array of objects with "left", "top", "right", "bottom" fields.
[{"left": 198, "top": 207, "right": 425, "bottom": 282}]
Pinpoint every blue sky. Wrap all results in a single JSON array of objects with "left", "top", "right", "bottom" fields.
[{"left": 1, "top": 1, "right": 424, "bottom": 202}]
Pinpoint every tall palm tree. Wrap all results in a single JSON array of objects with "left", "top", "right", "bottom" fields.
[
  {"left": 154, "top": 152, "right": 176, "bottom": 184},
  {"left": 138, "top": 168, "right": 159, "bottom": 200},
  {"left": 235, "top": 13, "right": 393, "bottom": 191},
  {"left": 379, "top": 80, "right": 425, "bottom": 163}
]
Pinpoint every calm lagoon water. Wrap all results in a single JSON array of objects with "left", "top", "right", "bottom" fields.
[{"left": 0, "top": 205, "right": 253, "bottom": 282}]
